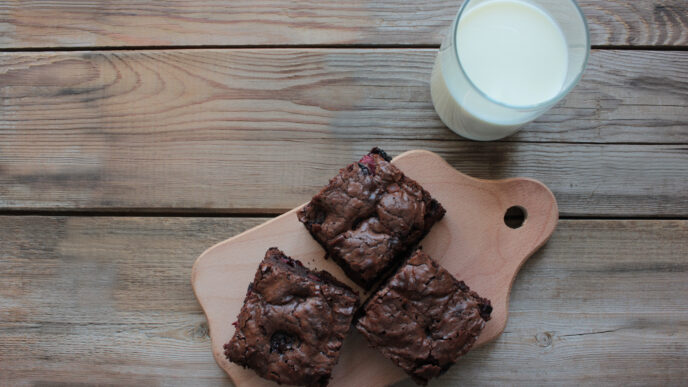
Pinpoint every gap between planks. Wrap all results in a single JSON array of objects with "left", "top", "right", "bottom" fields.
[
  {"left": 2, "top": 44, "right": 688, "bottom": 53},
  {"left": 0, "top": 209, "right": 686, "bottom": 221}
]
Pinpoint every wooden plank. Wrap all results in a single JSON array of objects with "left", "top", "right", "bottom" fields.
[
  {"left": 2, "top": 49, "right": 687, "bottom": 145},
  {"left": 2, "top": 138, "right": 687, "bottom": 217},
  {"left": 0, "top": 1, "right": 686, "bottom": 48},
  {"left": 1, "top": 49, "right": 685, "bottom": 145},
  {"left": 1, "top": 49, "right": 687, "bottom": 216},
  {"left": 0, "top": 216, "right": 686, "bottom": 386}
]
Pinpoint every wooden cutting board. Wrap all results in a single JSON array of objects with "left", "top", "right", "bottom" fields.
[{"left": 191, "top": 149, "right": 559, "bottom": 387}]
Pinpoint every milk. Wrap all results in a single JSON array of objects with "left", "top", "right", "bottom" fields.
[{"left": 431, "top": 0, "right": 570, "bottom": 141}]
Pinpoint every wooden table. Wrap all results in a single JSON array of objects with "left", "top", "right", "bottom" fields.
[{"left": 1, "top": 1, "right": 686, "bottom": 385}]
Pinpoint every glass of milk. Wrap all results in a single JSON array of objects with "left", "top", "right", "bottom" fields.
[{"left": 431, "top": 0, "right": 589, "bottom": 141}]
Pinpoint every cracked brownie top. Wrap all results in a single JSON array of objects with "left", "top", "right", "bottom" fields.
[
  {"left": 224, "top": 248, "right": 359, "bottom": 387},
  {"left": 355, "top": 249, "right": 492, "bottom": 385},
  {"left": 298, "top": 148, "right": 446, "bottom": 289}
]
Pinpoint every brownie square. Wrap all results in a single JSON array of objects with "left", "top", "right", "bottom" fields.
[
  {"left": 355, "top": 249, "right": 492, "bottom": 385},
  {"left": 224, "top": 248, "right": 360, "bottom": 387},
  {"left": 298, "top": 148, "right": 446, "bottom": 289}
]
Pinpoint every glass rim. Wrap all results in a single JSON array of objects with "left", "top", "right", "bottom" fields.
[{"left": 451, "top": 0, "right": 590, "bottom": 110}]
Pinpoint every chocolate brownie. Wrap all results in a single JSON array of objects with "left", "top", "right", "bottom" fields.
[
  {"left": 298, "top": 148, "right": 446, "bottom": 289},
  {"left": 355, "top": 249, "right": 492, "bottom": 385},
  {"left": 224, "top": 248, "right": 359, "bottom": 387}
]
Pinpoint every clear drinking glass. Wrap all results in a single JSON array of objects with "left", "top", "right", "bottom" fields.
[{"left": 431, "top": 0, "right": 589, "bottom": 141}]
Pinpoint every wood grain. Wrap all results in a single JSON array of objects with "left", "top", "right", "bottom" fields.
[
  {"left": 1, "top": 49, "right": 687, "bottom": 216},
  {"left": 0, "top": 1, "right": 686, "bottom": 48},
  {"left": 3, "top": 49, "right": 686, "bottom": 145},
  {"left": 1, "top": 216, "right": 686, "bottom": 386},
  {"left": 192, "top": 150, "right": 559, "bottom": 387}
]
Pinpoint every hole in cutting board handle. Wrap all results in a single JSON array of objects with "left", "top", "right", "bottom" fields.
[{"left": 504, "top": 206, "right": 527, "bottom": 229}]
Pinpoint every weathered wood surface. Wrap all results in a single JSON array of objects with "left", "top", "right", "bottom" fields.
[
  {"left": 1, "top": 49, "right": 687, "bottom": 216},
  {"left": 1, "top": 216, "right": 686, "bottom": 386},
  {"left": 0, "top": 1, "right": 686, "bottom": 48},
  {"left": 1, "top": 0, "right": 686, "bottom": 385}
]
